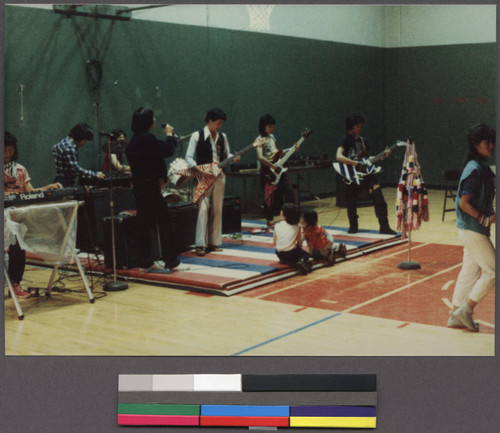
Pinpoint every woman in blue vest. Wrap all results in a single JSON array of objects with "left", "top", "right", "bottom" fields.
[{"left": 448, "top": 124, "right": 495, "bottom": 331}]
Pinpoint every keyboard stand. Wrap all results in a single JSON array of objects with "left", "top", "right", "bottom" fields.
[
  {"left": 4, "top": 265, "right": 24, "bottom": 320},
  {"left": 4, "top": 200, "right": 94, "bottom": 320}
]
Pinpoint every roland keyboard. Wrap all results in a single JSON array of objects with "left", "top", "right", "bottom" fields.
[{"left": 4, "top": 186, "right": 87, "bottom": 208}]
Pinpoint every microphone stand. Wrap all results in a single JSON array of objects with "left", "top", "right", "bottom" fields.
[{"left": 103, "top": 138, "right": 128, "bottom": 291}]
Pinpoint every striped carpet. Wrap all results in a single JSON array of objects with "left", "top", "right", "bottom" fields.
[{"left": 103, "top": 220, "right": 405, "bottom": 296}]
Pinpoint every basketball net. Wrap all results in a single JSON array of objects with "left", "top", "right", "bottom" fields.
[{"left": 246, "top": 5, "right": 274, "bottom": 31}]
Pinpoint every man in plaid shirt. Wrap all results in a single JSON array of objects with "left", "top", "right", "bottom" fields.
[{"left": 52, "top": 123, "right": 105, "bottom": 187}]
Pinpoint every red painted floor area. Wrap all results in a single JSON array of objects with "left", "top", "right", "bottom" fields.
[{"left": 242, "top": 243, "right": 495, "bottom": 332}]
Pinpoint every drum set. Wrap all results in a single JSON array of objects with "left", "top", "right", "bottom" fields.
[{"left": 163, "top": 134, "right": 193, "bottom": 204}]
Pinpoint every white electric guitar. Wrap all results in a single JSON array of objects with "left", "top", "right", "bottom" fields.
[{"left": 333, "top": 140, "right": 407, "bottom": 185}]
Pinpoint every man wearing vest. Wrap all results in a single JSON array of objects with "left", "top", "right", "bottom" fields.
[{"left": 185, "top": 107, "right": 240, "bottom": 256}]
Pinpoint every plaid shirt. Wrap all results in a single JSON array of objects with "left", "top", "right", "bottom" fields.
[{"left": 52, "top": 136, "right": 98, "bottom": 187}]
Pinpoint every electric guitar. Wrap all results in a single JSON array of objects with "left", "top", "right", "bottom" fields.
[
  {"left": 333, "top": 140, "right": 407, "bottom": 185},
  {"left": 260, "top": 128, "right": 313, "bottom": 185},
  {"left": 170, "top": 139, "right": 264, "bottom": 203}
]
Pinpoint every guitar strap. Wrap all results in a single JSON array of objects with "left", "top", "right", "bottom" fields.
[{"left": 355, "top": 136, "right": 367, "bottom": 159}]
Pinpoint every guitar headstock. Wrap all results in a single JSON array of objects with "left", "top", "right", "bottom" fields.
[{"left": 302, "top": 128, "right": 313, "bottom": 138}]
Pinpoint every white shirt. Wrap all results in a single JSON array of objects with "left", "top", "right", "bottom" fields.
[
  {"left": 274, "top": 221, "right": 300, "bottom": 252},
  {"left": 185, "top": 125, "right": 231, "bottom": 168}
]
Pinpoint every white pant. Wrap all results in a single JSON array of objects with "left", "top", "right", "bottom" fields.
[
  {"left": 452, "top": 229, "right": 495, "bottom": 306},
  {"left": 195, "top": 174, "right": 225, "bottom": 248}
]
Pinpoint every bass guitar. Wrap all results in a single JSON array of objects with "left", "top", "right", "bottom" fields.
[
  {"left": 170, "top": 139, "right": 264, "bottom": 203},
  {"left": 333, "top": 140, "right": 407, "bottom": 185},
  {"left": 261, "top": 128, "right": 313, "bottom": 185}
]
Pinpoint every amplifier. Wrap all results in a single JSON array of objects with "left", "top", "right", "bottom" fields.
[
  {"left": 103, "top": 214, "right": 160, "bottom": 269},
  {"left": 103, "top": 201, "right": 198, "bottom": 269},
  {"left": 222, "top": 196, "right": 241, "bottom": 234},
  {"left": 77, "top": 187, "right": 136, "bottom": 253}
]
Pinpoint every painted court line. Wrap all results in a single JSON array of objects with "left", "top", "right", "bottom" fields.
[{"left": 233, "top": 263, "right": 463, "bottom": 355}]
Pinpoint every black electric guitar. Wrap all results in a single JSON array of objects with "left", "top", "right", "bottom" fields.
[
  {"left": 333, "top": 140, "right": 407, "bottom": 185},
  {"left": 261, "top": 128, "right": 313, "bottom": 185}
]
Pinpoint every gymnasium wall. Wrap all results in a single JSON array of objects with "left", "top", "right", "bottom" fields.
[{"left": 4, "top": 5, "right": 496, "bottom": 201}]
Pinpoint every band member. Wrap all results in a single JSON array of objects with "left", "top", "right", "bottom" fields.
[
  {"left": 102, "top": 129, "right": 131, "bottom": 174},
  {"left": 4, "top": 131, "right": 62, "bottom": 298},
  {"left": 126, "top": 107, "right": 189, "bottom": 273},
  {"left": 185, "top": 107, "right": 240, "bottom": 256},
  {"left": 52, "top": 123, "right": 105, "bottom": 187},
  {"left": 255, "top": 114, "right": 298, "bottom": 228},
  {"left": 448, "top": 124, "right": 495, "bottom": 332},
  {"left": 336, "top": 112, "right": 396, "bottom": 234}
]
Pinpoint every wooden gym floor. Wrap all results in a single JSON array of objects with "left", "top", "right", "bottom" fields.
[{"left": 4, "top": 188, "right": 495, "bottom": 356}]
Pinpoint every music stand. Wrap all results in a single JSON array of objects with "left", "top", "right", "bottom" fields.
[{"left": 102, "top": 136, "right": 128, "bottom": 291}]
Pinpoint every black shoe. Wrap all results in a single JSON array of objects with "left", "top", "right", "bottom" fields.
[
  {"left": 380, "top": 226, "right": 397, "bottom": 235},
  {"left": 348, "top": 226, "right": 358, "bottom": 234},
  {"left": 296, "top": 259, "right": 309, "bottom": 275}
]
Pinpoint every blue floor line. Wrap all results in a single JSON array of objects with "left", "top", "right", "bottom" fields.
[{"left": 231, "top": 311, "right": 343, "bottom": 356}]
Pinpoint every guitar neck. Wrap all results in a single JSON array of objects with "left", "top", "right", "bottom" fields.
[
  {"left": 369, "top": 141, "right": 405, "bottom": 164},
  {"left": 218, "top": 143, "right": 256, "bottom": 168},
  {"left": 277, "top": 136, "right": 306, "bottom": 166}
]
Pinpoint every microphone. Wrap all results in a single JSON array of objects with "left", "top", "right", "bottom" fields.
[{"left": 99, "top": 131, "right": 116, "bottom": 138}]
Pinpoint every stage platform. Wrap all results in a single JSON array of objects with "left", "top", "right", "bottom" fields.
[{"left": 62, "top": 220, "right": 405, "bottom": 296}]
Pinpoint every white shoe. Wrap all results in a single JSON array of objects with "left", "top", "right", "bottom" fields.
[
  {"left": 172, "top": 263, "right": 190, "bottom": 272},
  {"left": 450, "top": 304, "right": 479, "bottom": 332}
]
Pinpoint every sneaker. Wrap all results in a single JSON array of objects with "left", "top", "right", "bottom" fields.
[
  {"left": 447, "top": 313, "right": 478, "bottom": 329},
  {"left": 327, "top": 248, "right": 336, "bottom": 266},
  {"left": 450, "top": 304, "right": 479, "bottom": 332},
  {"left": 207, "top": 245, "right": 223, "bottom": 252},
  {"left": 172, "top": 263, "right": 191, "bottom": 272},
  {"left": 195, "top": 247, "right": 206, "bottom": 256},
  {"left": 336, "top": 243, "right": 347, "bottom": 259},
  {"left": 12, "top": 284, "right": 30, "bottom": 299},
  {"left": 348, "top": 226, "right": 358, "bottom": 234},
  {"left": 146, "top": 261, "right": 165, "bottom": 271},
  {"left": 146, "top": 266, "right": 173, "bottom": 274}
]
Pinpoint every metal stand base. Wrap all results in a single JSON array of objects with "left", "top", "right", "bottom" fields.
[
  {"left": 398, "top": 261, "right": 421, "bottom": 270},
  {"left": 103, "top": 281, "right": 129, "bottom": 291}
]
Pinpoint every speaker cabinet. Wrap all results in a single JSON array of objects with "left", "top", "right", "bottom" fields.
[
  {"left": 103, "top": 201, "right": 198, "bottom": 269},
  {"left": 77, "top": 187, "right": 136, "bottom": 253},
  {"left": 222, "top": 196, "right": 241, "bottom": 234},
  {"left": 169, "top": 201, "right": 198, "bottom": 252},
  {"left": 103, "top": 214, "right": 161, "bottom": 269}
]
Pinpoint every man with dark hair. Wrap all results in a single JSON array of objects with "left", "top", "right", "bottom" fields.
[
  {"left": 126, "top": 107, "right": 189, "bottom": 273},
  {"left": 52, "top": 122, "right": 105, "bottom": 187},
  {"left": 185, "top": 107, "right": 239, "bottom": 256},
  {"left": 336, "top": 112, "right": 396, "bottom": 234}
]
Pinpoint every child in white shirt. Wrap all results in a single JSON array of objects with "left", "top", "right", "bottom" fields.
[{"left": 273, "top": 203, "right": 311, "bottom": 274}]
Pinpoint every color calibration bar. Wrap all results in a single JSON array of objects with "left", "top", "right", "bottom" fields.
[{"left": 118, "top": 374, "right": 377, "bottom": 428}]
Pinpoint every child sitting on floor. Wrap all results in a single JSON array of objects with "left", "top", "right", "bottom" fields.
[
  {"left": 273, "top": 203, "right": 311, "bottom": 274},
  {"left": 301, "top": 207, "right": 347, "bottom": 266}
]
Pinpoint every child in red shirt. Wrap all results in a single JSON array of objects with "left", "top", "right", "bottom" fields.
[{"left": 301, "top": 208, "right": 347, "bottom": 266}]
